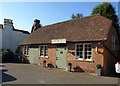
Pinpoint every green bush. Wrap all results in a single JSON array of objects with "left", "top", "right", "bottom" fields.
[
  {"left": 1, "top": 49, "right": 15, "bottom": 62},
  {"left": 96, "top": 64, "right": 101, "bottom": 69}
]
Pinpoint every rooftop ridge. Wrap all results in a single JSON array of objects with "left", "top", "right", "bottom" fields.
[
  {"left": 40, "top": 14, "right": 112, "bottom": 29},
  {"left": 20, "top": 14, "right": 112, "bottom": 45}
]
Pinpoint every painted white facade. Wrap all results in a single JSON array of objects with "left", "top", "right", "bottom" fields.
[
  {"left": 0, "top": 19, "right": 29, "bottom": 53},
  {"left": 0, "top": 28, "right": 2, "bottom": 51}
]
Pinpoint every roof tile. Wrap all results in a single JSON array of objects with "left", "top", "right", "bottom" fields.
[{"left": 20, "top": 15, "right": 112, "bottom": 45}]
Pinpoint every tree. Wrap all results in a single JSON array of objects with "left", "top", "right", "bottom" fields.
[
  {"left": 91, "top": 2, "right": 120, "bottom": 42},
  {"left": 1, "top": 49, "right": 15, "bottom": 62},
  {"left": 76, "top": 13, "right": 83, "bottom": 18},
  {"left": 31, "top": 19, "right": 42, "bottom": 33},
  {"left": 71, "top": 14, "right": 76, "bottom": 19},
  {"left": 71, "top": 13, "right": 83, "bottom": 19}
]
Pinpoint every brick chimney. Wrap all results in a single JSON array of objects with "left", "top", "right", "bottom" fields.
[
  {"left": 33, "top": 19, "right": 40, "bottom": 29},
  {"left": 4, "top": 18, "right": 13, "bottom": 26},
  {"left": 4, "top": 18, "right": 14, "bottom": 30}
]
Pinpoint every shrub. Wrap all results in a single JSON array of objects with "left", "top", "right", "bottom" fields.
[
  {"left": 1, "top": 49, "right": 14, "bottom": 62},
  {"left": 96, "top": 64, "right": 101, "bottom": 69}
]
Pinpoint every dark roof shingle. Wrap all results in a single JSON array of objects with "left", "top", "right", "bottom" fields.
[
  {"left": 13, "top": 28, "right": 30, "bottom": 34},
  {"left": 20, "top": 15, "right": 112, "bottom": 45}
]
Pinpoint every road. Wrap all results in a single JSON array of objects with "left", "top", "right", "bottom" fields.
[{"left": 1, "top": 63, "right": 120, "bottom": 84}]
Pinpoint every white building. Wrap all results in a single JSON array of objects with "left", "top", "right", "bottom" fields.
[{"left": 0, "top": 19, "right": 29, "bottom": 53}]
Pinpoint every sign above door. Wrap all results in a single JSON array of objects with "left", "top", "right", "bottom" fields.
[{"left": 51, "top": 38, "right": 66, "bottom": 44}]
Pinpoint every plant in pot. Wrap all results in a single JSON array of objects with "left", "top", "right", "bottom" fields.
[
  {"left": 96, "top": 64, "right": 102, "bottom": 76},
  {"left": 43, "top": 60, "right": 46, "bottom": 67},
  {"left": 66, "top": 63, "right": 72, "bottom": 72}
]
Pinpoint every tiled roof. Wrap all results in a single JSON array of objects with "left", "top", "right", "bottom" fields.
[
  {"left": 13, "top": 28, "right": 30, "bottom": 34},
  {"left": 0, "top": 24, "right": 29, "bottom": 34},
  {"left": 20, "top": 14, "right": 112, "bottom": 45}
]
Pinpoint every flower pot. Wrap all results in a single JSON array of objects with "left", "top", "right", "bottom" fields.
[
  {"left": 66, "top": 63, "right": 72, "bottom": 72},
  {"left": 96, "top": 68, "right": 101, "bottom": 76},
  {"left": 43, "top": 63, "right": 46, "bottom": 67},
  {"left": 66, "top": 65, "right": 71, "bottom": 72},
  {"left": 96, "top": 64, "right": 101, "bottom": 76},
  {"left": 43, "top": 60, "right": 46, "bottom": 67}
]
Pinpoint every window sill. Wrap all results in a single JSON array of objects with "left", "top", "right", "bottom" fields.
[
  {"left": 24, "top": 55, "right": 29, "bottom": 57},
  {"left": 74, "top": 59, "right": 94, "bottom": 62},
  {"left": 39, "top": 56, "right": 49, "bottom": 58}
]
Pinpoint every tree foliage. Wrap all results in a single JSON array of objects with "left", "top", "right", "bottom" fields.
[
  {"left": 71, "top": 13, "right": 83, "bottom": 19},
  {"left": 91, "top": 2, "right": 119, "bottom": 29},
  {"left": 0, "top": 49, "right": 15, "bottom": 62},
  {"left": 31, "top": 19, "right": 42, "bottom": 33},
  {"left": 91, "top": 2, "right": 120, "bottom": 43}
]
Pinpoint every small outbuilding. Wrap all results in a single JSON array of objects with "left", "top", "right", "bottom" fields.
[{"left": 19, "top": 15, "right": 120, "bottom": 75}]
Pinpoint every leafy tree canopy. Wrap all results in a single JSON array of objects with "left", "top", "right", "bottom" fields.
[
  {"left": 91, "top": 2, "right": 119, "bottom": 28},
  {"left": 71, "top": 13, "right": 83, "bottom": 19},
  {"left": 91, "top": 2, "right": 120, "bottom": 43},
  {"left": 31, "top": 19, "right": 42, "bottom": 33}
]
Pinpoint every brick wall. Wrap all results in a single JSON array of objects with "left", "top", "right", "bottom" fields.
[
  {"left": 21, "top": 42, "right": 106, "bottom": 73},
  {"left": 39, "top": 44, "right": 56, "bottom": 67},
  {"left": 26, "top": 30, "right": 119, "bottom": 74},
  {"left": 67, "top": 42, "right": 104, "bottom": 73},
  {"left": 103, "top": 26, "right": 120, "bottom": 75},
  {"left": 37, "top": 42, "right": 105, "bottom": 73}
]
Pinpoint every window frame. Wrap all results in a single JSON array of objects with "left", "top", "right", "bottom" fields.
[
  {"left": 39, "top": 45, "right": 48, "bottom": 58},
  {"left": 23, "top": 46, "right": 29, "bottom": 56},
  {"left": 75, "top": 43, "right": 93, "bottom": 61}
]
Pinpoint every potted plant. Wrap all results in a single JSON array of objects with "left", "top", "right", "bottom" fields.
[
  {"left": 66, "top": 63, "right": 72, "bottom": 72},
  {"left": 96, "top": 64, "right": 102, "bottom": 76},
  {"left": 43, "top": 60, "right": 46, "bottom": 67}
]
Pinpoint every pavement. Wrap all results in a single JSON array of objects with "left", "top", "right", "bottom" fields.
[{"left": 1, "top": 63, "right": 120, "bottom": 84}]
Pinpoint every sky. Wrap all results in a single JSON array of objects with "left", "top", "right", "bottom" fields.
[{"left": 0, "top": 2, "right": 119, "bottom": 32}]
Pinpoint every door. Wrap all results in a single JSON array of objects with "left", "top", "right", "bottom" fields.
[
  {"left": 56, "top": 44, "right": 67, "bottom": 69},
  {"left": 29, "top": 48, "right": 39, "bottom": 64}
]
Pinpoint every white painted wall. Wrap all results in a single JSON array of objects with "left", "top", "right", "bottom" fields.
[
  {"left": 12, "top": 31, "right": 28, "bottom": 53},
  {"left": 1, "top": 19, "right": 29, "bottom": 53},
  {"left": 3, "top": 23, "right": 13, "bottom": 50},
  {"left": 0, "top": 29, "right": 2, "bottom": 50}
]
